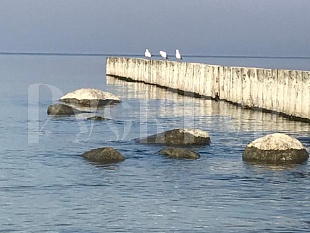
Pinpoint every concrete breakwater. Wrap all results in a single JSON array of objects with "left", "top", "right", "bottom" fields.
[{"left": 106, "top": 57, "right": 310, "bottom": 121}]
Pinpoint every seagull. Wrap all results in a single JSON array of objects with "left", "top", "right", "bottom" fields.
[
  {"left": 159, "top": 50, "right": 168, "bottom": 59},
  {"left": 176, "top": 49, "right": 182, "bottom": 60},
  {"left": 144, "top": 49, "right": 151, "bottom": 58}
]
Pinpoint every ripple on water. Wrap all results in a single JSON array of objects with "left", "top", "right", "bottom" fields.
[{"left": 1, "top": 61, "right": 310, "bottom": 232}]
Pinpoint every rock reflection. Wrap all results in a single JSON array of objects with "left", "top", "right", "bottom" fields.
[
  {"left": 243, "top": 161, "right": 306, "bottom": 171},
  {"left": 88, "top": 161, "right": 118, "bottom": 170}
]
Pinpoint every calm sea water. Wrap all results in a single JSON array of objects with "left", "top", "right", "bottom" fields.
[{"left": 0, "top": 55, "right": 310, "bottom": 232}]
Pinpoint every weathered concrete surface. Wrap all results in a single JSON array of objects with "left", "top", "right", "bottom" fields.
[
  {"left": 106, "top": 57, "right": 310, "bottom": 121},
  {"left": 243, "top": 133, "right": 309, "bottom": 164},
  {"left": 158, "top": 148, "right": 200, "bottom": 159}
]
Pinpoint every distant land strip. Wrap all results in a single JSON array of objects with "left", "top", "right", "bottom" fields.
[{"left": 0, "top": 51, "right": 310, "bottom": 59}]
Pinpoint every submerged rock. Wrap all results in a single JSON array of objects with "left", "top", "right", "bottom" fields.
[
  {"left": 159, "top": 148, "right": 200, "bottom": 159},
  {"left": 136, "top": 128, "right": 210, "bottom": 146},
  {"left": 243, "top": 133, "right": 309, "bottom": 164},
  {"left": 86, "top": 116, "right": 110, "bottom": 121},
  {"left": 60, "top": 88, "right": 121, "bottom": 107},
  {"left": 82, "top": 147, "right": 125, "bottom": 164},
  {"left": 47, "top": 103, "right": 81, "bottom": 116}
]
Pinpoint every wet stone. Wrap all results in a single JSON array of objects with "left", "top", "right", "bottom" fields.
[{"left": 243, "top": 133, "right": 309, "bottom": 164}]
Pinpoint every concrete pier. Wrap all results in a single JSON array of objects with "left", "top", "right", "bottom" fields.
[{"left": 106, "top": 57, "right": 310, "bottom": 121}]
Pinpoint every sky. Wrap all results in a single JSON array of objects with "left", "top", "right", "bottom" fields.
[{"left": 0, "top": 0, "right": 310, "bottom": 57}]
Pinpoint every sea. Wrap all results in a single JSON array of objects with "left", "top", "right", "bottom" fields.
[{"left": 0, "top": 55, "right": 309, "bottom": 232}]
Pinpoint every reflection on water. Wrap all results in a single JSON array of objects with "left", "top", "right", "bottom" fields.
[
  {"left": 107, "top": 76, "right": 310, "bottom": 138},
  {"left": 1, "top": 56, "right": 310, "bottom": 232},
  {"left": 243, "top": 161, "right": 308, "bottom": 171}
]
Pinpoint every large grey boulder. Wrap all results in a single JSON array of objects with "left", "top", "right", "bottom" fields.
[
  {"left": 243, "top": 133, "right": 309, "bottom": 164},
  {"left": 82, "top": 147, "right": 125, "bottom": 164},
  {"left": 47, "top": 103, "right": 81, "bottom": 116},
  {"left": 158, "top": 148, "right": 200, "bottom": 159},
  {"left": 60, "top": 88, "right": 121, "bottom": 107},
  {"left": 136, "top": 128, "right": 210, "bottom": 146}
]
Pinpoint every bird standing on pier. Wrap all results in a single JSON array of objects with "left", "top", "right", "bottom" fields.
[
  {"left": 176, "top": 49, "right": 182, "bottom": 60},
  {"left": 145, "top": 49, "right": 152, "bottom": 58},
  {"left": 159, "top": 50, "right": 168, "bottom": 59}
]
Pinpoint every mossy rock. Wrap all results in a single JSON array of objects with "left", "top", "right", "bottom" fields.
[
  {"left": 159, "top": 148, "right": 200, "bottom": 159},
  {"left": 82, "top": 147, "right": 125, "bottom": 164}
]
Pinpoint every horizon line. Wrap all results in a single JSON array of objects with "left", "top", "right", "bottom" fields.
[{"left": 0, "top": 51, "right": 309, "bottom": 59}]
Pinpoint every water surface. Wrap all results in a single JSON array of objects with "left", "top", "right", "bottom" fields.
[{"left": 0, "top": 56, "right": 309, "bottom": 232}]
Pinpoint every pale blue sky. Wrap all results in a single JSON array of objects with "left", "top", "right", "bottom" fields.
[{"left": 0, "top": 0, "right": 309, "bottom": 57}]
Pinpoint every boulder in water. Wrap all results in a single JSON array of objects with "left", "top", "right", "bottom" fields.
[
  {"left": 86, "top": 116, "right": 110, "bottom": 121},
  {"left": 242, "top": 133, "right": 309, "bottom": 164},
  {"left": 158, "top": 148, "right": 200, "bottom": 159},
  {"left": 82, "top": 147, "right": 125, "bottom": 164},
  {"left": 136, "top": 128, "right": 210, "bottom": 146},
  {"left": 47, "top": 103, "right": 80, "bottom": 116},
  {"left": 60, "top": 88, "right": 121, "bottom": 107}
]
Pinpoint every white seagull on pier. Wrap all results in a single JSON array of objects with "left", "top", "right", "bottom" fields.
[
  {"left": 176, "top": 49, "right": 182, "bottom": 60},
  {"left": 144, "top": 49, "right": 151, "bottom": 58},
  {"left": 159, "top": 50, "right": 168, "bottom": 59}
]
